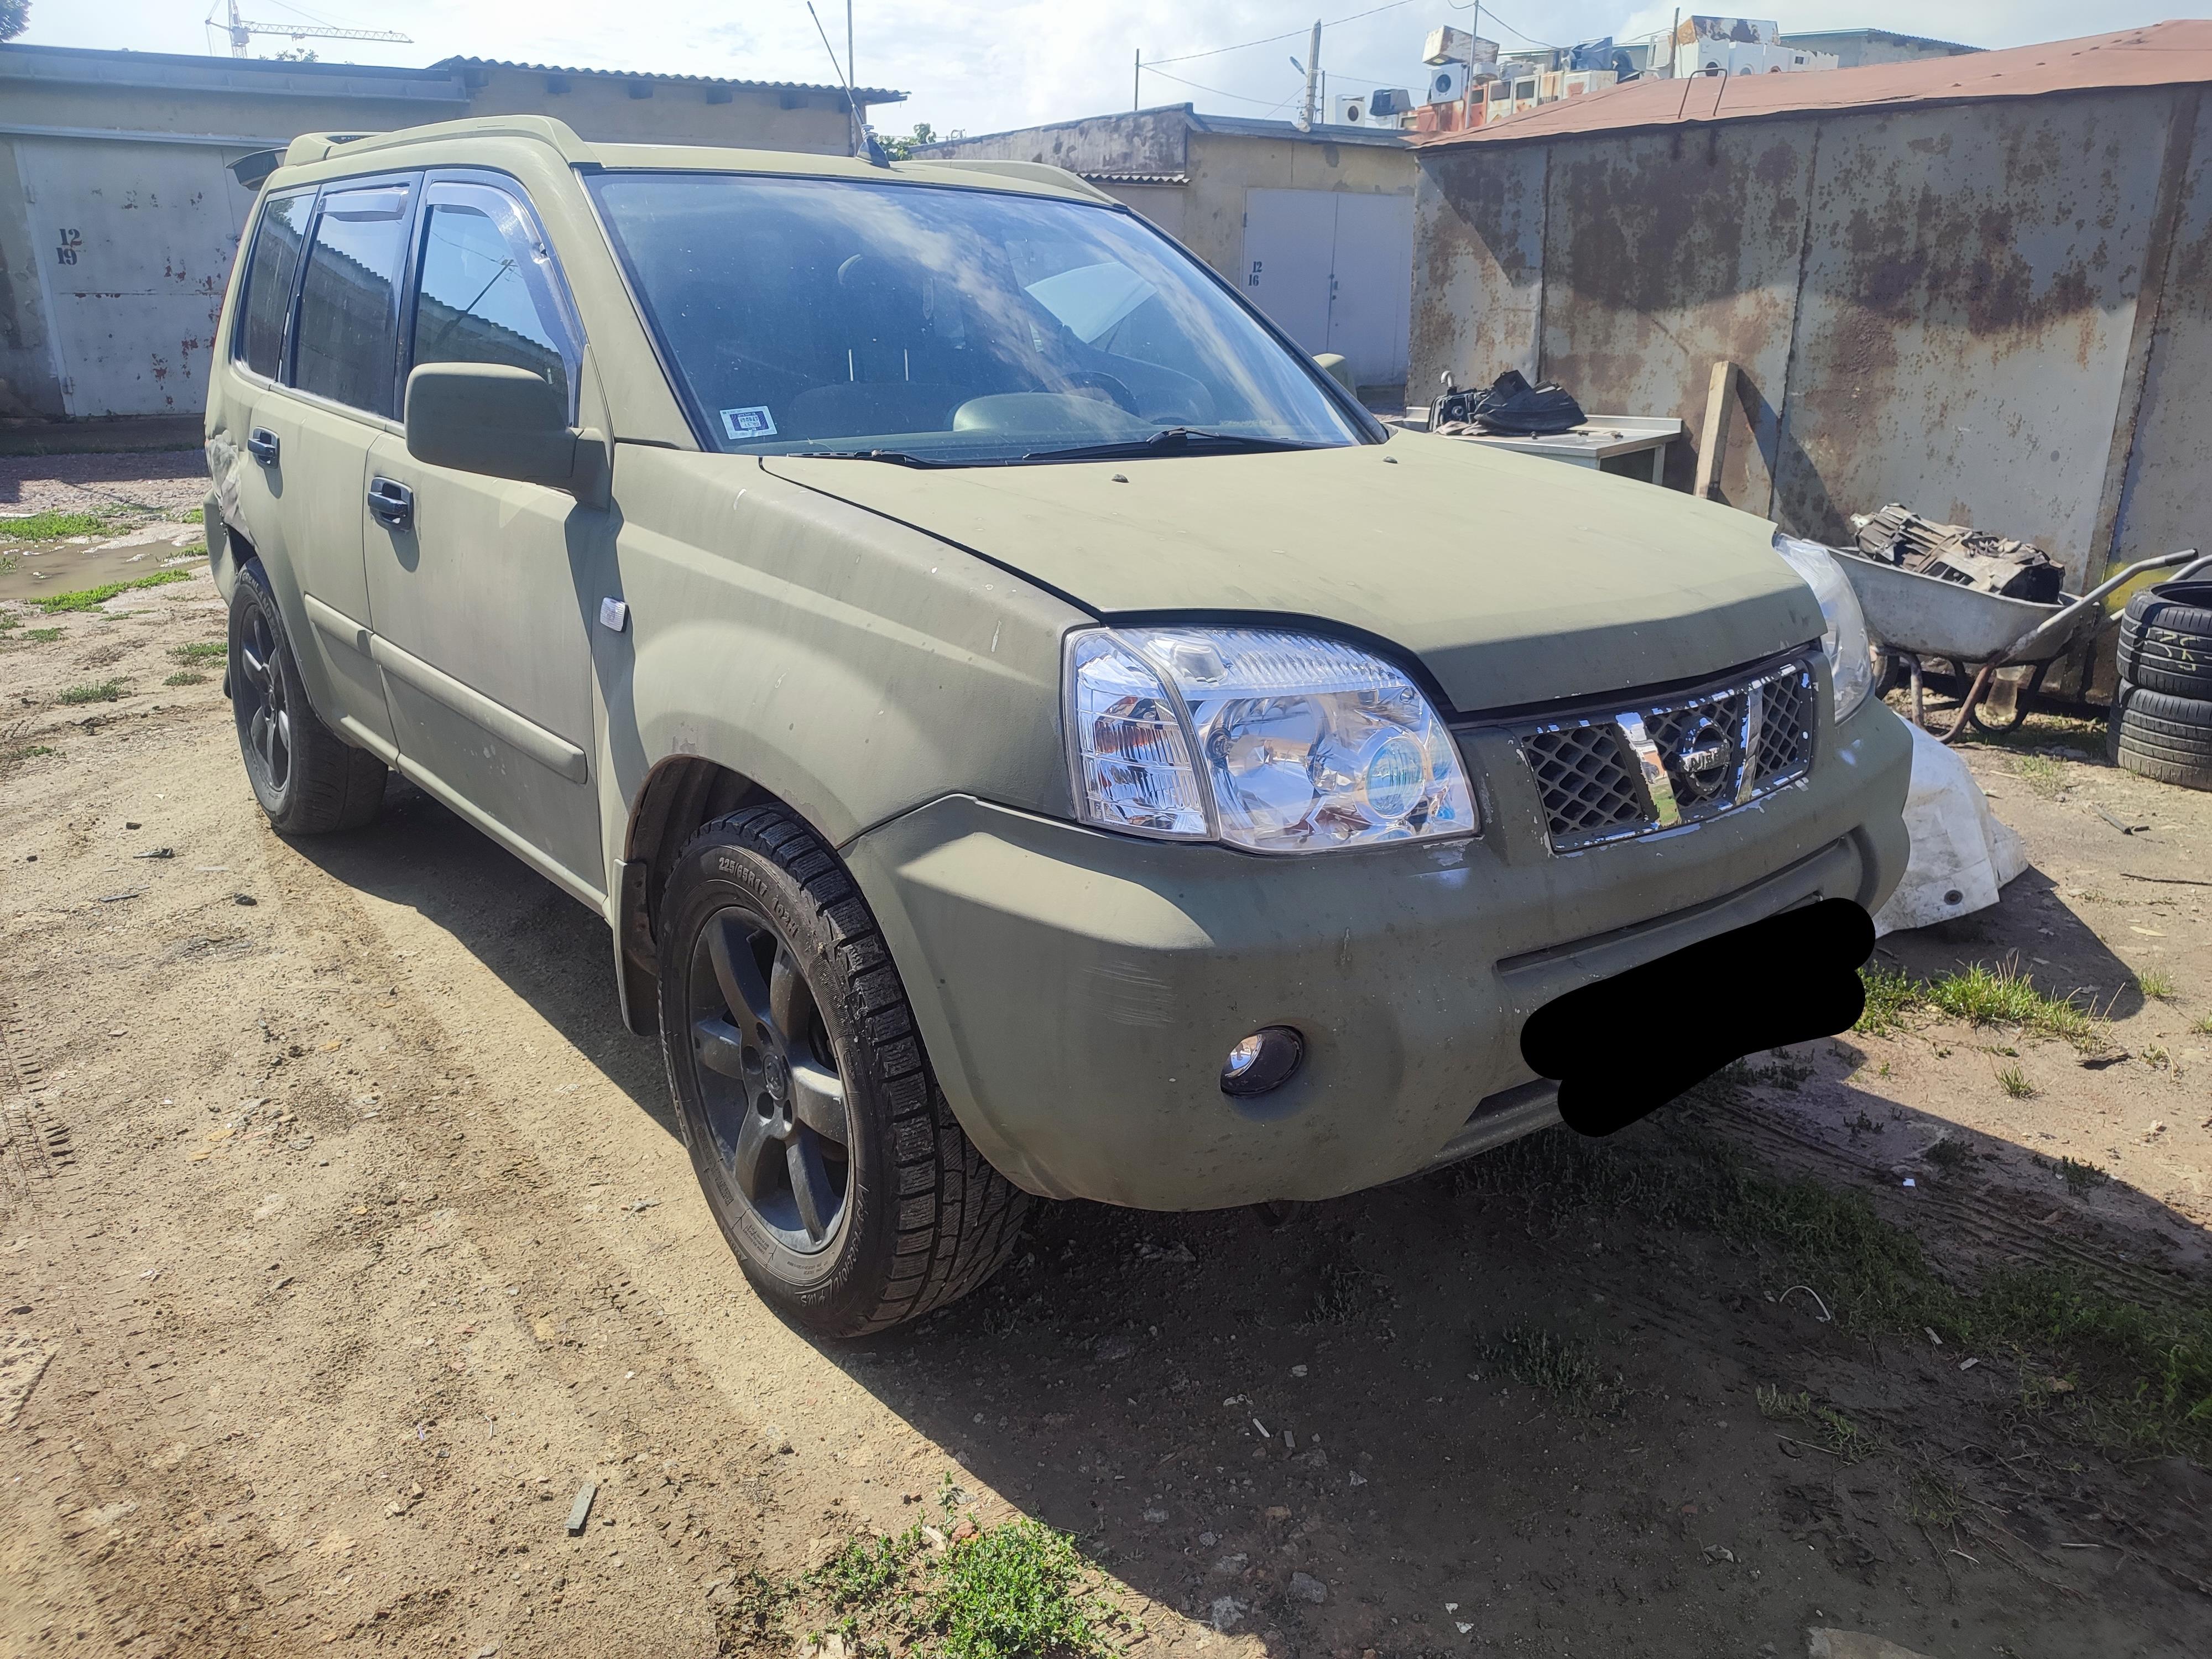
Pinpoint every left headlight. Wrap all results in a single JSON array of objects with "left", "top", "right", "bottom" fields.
[
  {"left": 1772, "top": 533, "right": 1875, "bottom": 722},
  {"left": 1065, "top": 625, "right": 1479, "bottom": 853}
]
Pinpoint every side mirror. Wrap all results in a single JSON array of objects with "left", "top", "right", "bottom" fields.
[
  {"left": 1314, "top": 352, "right": 1358, "bottom": 399},
  {"left": 405, "top": 362, "right": 578, "bottom": 492}
]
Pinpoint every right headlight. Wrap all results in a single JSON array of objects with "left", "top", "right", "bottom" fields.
[
  {"left": 1772, "top": 533, "right": 1875, "bottom": 722},
  {"left": 1065, "top": 625, "right": 1479, "bottom": 853}
]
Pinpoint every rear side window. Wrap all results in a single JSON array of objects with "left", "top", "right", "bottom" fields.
[
  {"left": 294, "top": 181, "right": 415, "bottom": 416},
  {"left": 409, "top": 183, "right": 577, "bottom": 417},
  {"left": 235, "top": 190, "right": 310, "bottom": 380}
]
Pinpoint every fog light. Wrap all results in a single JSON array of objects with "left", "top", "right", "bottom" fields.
[{"left": 1220, "top": 1026, "right": 1304, "bottom": 1098}]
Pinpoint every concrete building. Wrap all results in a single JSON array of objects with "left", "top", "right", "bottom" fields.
[
  {"left": 1778, "top": 28, "right": 1983, "bottom": 69},
  {"left": 1407, "top": 20, "right": 2212, "bottom": 624},
  {"left": 0, "top": 44, "right": 902, "bottom": 421},
  {"left": 915, "top": 105, "right": 1418, "bottom": 394}
]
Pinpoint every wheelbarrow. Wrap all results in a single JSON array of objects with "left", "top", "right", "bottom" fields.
[{"left": 1833, "top": 546, "right": 2209, "bottom": 743}]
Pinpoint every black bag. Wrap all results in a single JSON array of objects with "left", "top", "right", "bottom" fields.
[{"left": 1441, "top": 369, "right": 1587, "bottom": 436}]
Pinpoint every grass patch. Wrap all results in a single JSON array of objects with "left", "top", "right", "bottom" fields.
[
  {"left": 931, "top": 1520, "right": 1114, "bottom": 1659},
  {"left": 33, "top": 568, "right": 191, "bottom": 614},
  {"left": 2057, "top": 1156, "right": 2109, "bottom": 1197},
  {"left": 170, "top": 639, "right": 226, "bottom": 664},
  {"left": 1311, "top": 1259, "right": 1394, "bottom": 1324},
  {"left": 1996, "top": 1063, "right": 2035, "bottom": 1099},
  {"left": 1901, "top": 1469, "right": 1968, "bottom": 1528},
  {"left": 163, "top": 670, "right": 207, "bottom": 687},
  {"left": 1484, "top": 1323, "right": 1621, "bottom": 1416},
  {"left": 709, "top": 1493, "right": 1120, "bottom": 1659},
  {"left": 1, "top": 720, "right": 56, "bottom": 773},
  {"left": 2136, "top": 968, "right": 2176, "bottom": 1002},
  {"left": 1756, "top": 1385, "right": 1877, "bottom": 1462},
  {"left": 2194, "top": 1014, "right": 2212, "bottom": 1037},
  {"left": 0, "top": 509, "right": 108, "bottom": 541},
  {"left": 1923, "top": 1138, "right": 1970, "bottom": 1172},
  {"left": 1457, "top": 1094, "right": 2212, "bottom": 1461},
  {"left": 58, "top": 680, "right": 123, "bottom": 705},
  {"left": 2012, "top": 752, "right": 2069, "bottom": 799},
  {"left": 1924, "top": 959, "right": 2101, "bottom": 1047},
  {"left": 1854, "top": 963, "right": 1921, "bottom": 1036},
  {"left": 21, "top": 626, "right": 63, "bottom": 643}
]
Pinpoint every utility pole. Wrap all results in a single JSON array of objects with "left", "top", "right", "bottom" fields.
[
  {"left": 847, "top": 0, "right": 862, "bottom": 158},
  {"left": 1133, "top": 49, "right": 1140, "bottom": 111},
  {"left": 1670, "top": 8, "right": 1681, "bottom": 78},
  {"left": 1296, "top": 19, "right": 1321, "bottom": 132},
  {"left": 1460, "top": 4, "right": 1480, "bottom": 131}
]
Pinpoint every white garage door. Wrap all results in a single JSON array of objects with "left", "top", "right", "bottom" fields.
[
  {"left": 1240, "top": 187, "right": 1414, "bottom": 389},
  {"left": 15, "top": 137, "right": 262, "bottom": 418}
]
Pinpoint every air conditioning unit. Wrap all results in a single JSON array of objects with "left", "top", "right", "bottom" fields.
[{"left": 1425, "top": 62, "right": 1470, "bottom": 105}]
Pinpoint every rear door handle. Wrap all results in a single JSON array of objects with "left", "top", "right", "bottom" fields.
[
  {"left": 367, "top": 476, "right": 414, "bottom": 531},
  {"left": 246, "top": 427, "right": 279, "bottom": 466}
]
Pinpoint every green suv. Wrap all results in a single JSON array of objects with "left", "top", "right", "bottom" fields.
[{"left": 204, "top": 116, "right": 1910, "bottom": 1335}]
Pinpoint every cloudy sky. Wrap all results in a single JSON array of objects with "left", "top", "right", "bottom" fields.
[{"left": 32, "top": 2, "right": 2209, "bottom": 138}]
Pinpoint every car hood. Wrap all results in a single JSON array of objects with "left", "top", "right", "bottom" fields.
[{"left": 763, "top": 430, "right": 1821, "bottom": 714}]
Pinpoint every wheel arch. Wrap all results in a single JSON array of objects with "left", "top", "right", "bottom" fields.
[{"left": 612, "top": 754, "right": 784, "bottom": 1037}]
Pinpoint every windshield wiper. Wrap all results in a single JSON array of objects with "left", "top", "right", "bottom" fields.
[
  {"left": 1018, "top": 428, "right": 1329, "bottom": 462},
  {"left": 784, "top": 447, "right": 964, "bottom": 468}
]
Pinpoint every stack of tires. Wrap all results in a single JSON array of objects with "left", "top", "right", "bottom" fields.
[{"left": 2110, "top": 576, "right": 2212, "bottom": 790}]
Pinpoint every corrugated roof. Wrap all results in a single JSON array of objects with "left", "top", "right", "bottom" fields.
[
  {"left": 1080, "top": 171, "right": 1189, "bottom": 186},
  {"left": 1419, "top": 20, "right": 2212, "bottom": 149},
  {"left": 430, "top": 56, "right": 902, "bottom": 103}
]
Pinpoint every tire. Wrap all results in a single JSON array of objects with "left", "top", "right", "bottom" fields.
[
  {"left": 2110, "top": 681, "right": 2212, "bottom": 791},
  {"left": 228, "top": 560, "right": 388, "bottom": 834},
  {"left": 2117, "top": 581, "right": 2212, "bottom": 699},
  {"left": 657, "top": 804, "right": 1031, "bottom": 1337}
]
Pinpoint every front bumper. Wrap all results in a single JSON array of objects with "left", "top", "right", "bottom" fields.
[{"left": 844, "top": 697, "right": 1911, "bottom": 1209}]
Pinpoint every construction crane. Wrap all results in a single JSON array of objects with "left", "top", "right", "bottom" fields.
[{"left": 211, "top": 1, "right": 411, "bottom": 59}]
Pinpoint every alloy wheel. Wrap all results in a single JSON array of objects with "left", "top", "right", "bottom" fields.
[
  {"left": 236, "top": 607, "right": 293, "bottom": 796},
  {"left": 686, "top": 904, "right": 853, "bottom": 1253}
]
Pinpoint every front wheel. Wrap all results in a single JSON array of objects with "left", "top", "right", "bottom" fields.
[{"left": 657, "top": 805, "right": 1031, "bottom": 1336}]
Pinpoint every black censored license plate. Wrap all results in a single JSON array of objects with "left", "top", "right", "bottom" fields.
[{"left": 1520, "top": 898, "right": 1876, "bottom": 1137}]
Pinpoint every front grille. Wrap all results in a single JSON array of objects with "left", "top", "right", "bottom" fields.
[{"left": 1509, "top": 658, "right": 1817, "bottom": 852}]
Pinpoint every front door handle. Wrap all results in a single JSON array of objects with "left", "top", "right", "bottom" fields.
[
  {"left": 246, "top": 427, "right": 280, "bottom": 466},
  {"left": 367, "top": 476, "right": 414, "bottom": 532}
]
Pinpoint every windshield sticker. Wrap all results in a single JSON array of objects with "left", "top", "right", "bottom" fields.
[{"left": 720, "top": 405, "right": 777, "bottom": 441}]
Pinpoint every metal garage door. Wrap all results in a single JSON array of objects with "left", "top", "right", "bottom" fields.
[
  {"left": 1240, "top": 187, "right": 1415, "bottom": 389},
  {"left": 14, "top": 137, "right": 260, "bottom": 418}
]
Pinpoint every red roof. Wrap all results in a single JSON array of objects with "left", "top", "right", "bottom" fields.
[{"left": 1416, "top": 20, "right": 2212, "bottom": 149}]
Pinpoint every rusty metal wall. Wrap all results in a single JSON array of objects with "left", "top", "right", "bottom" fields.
[
  {"left": 915, "top": 109, "right": 1192, "bottom": 179},
  {"left": 2105, "top": 91, "right": 2212, "bottom": 575},
  {"left": 1409, "top": 85, "right": 2206, "bottom": 589}
]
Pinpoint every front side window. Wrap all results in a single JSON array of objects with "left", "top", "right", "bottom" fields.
[
  {"left": 294, "top": 180, "right": 414, "bottom": 417},
  {"left": 410, "top": 182, "right": 577, "bottom": 417},
  {"left": 236, "top": 190, "right": 311, "bottom": 380},
  {"left": 589, "top": 173, "right": 1365, "bottom": 465}
]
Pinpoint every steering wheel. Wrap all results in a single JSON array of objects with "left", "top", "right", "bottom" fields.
[{"left": 1061, "top": 370, "right": 1140, "bottom": 416}]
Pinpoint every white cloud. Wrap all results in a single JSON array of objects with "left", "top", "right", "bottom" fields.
[{"left": 30, "top": 1, "right": 2212, "bottom": 139}]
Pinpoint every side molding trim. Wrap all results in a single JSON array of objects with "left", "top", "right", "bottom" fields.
[{"left": 369, "top": 634, "right": 591, "bottom": 784}]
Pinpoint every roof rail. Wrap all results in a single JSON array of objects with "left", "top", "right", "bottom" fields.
[{"left": 276, "top": 114, "right": 596, "bottom": 173}]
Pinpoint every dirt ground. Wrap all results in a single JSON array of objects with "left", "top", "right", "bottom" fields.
[{"left": 3, "top": 476, "right": 2210, "bottom": 1659}]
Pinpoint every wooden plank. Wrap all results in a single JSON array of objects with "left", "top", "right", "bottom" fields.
[{"left": 1694, "top": 361, "right": 1737, "bottom": 501}]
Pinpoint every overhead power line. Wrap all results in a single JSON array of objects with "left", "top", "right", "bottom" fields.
[{"left": 1145, "top": 0, "right": 1418, "bottom": 69}]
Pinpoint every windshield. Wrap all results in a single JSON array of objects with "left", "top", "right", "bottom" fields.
[{"left": 589, "top": 173, "right": 1367, "bottom": 464}]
